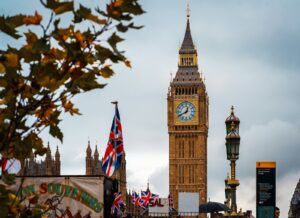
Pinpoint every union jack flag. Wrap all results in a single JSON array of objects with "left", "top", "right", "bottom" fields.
[
  {"left": 131, "top": 191, "right": 142, "bottom": 206},
  {"left": 102, "top": 103, "right": 124, "bottom": 177},
  {"left": 141, "top": 191, "right": 152, "bottom": 207},
  {"left": 111, "top": 192, "right": 124, "bottom": 215}
]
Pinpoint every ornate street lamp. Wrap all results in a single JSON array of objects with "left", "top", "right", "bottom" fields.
[{"left": 224, "top": 106, "right": 243, "bottom": 217}]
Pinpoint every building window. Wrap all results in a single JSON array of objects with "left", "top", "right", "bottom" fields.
[
  {"left": 189, "top": 165, "right": 195, "bottom": 184},
  {"left": 179, "top": 165, "right": 184, "bottom": 184},
  {"left": 179, "top": 140, "right": 184, "bottom": 158},
  {"left": 189, "top": 140, "right": 195, "bottom": 158}
]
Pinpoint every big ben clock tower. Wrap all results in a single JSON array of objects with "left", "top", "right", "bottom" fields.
[{"left": 168, "top": 9, "right": 208, "bottom": 214}]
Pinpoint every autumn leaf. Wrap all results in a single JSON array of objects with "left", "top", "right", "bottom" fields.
[
  {"left": 108, "top": 32, "right": 124, "bottom": 49},
  {"left": 100, "top": 65, "right": 114, "bottom": 78},
  {"left": 4, "top": 53, "right": 19, "bottom": 67},
  {"left": 69, "top": 67, "right": 84, "bottom": 80},
  {"left": 124, "top": 59, "right": 131, "bottom": 68},
  {"left": 54, "top": 2, "right": 73, "bottom": 15},
  {"left": 0, "top": 100, "right": 7, "bottom": 106},
  {"left": 50, "top": 125, "right": 63, "bottom": 142},
  {"left": 74, "top": 4, "right": 107, "bottom": 25},
  {"left": 57, "top": 27, "right": 73, "bottom": 41},
  {"left": 23, "top": 11, "right": 42, "bottom": 25},
  {"left": 0, "top": 15, "right": 25, "bottom": 39},
  {"left": 114, "top": 0, "right": 125, "bottom": 7},
  {"left": 86, "top": 14, "right": 107, "bottom": 25},
  {"left": 74, "top": 31, "right": 86, "bottom": 47},
  {"left": 0, "top": 63, "right": 5, "bottom": 73},
  {"left": 50, "top": 48, "right": 65, "bottom": 60},
  {"left": 25, "top": 31, "right": 38, "bottom": 44}
]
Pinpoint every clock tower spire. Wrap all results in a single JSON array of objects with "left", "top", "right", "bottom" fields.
[{"left": 168, "top": 7, "right": 208, "bottom": 216}]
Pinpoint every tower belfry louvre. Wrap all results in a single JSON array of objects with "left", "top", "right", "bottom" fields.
[{"left": 168, "top": 8, "right": 208, "bottom": 215}]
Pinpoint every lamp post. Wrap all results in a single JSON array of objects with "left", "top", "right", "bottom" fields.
[{"left": 224, "top": 106, "right": 243, "bottom": 217}]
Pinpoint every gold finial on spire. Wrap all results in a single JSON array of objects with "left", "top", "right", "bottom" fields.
[{"left": 186, "top": 1, "right": 191, "bottom": 19}]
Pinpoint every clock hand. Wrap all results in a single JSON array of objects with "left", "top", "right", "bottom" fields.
[{"left": 177, "top": 107, "right": 188, "bottom": 117}]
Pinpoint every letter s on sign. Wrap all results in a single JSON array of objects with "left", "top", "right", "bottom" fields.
[{"left": 40, "top": 183, "right": 47, "bottom": 194}]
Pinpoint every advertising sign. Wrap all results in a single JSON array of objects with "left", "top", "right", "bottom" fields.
[
  {"left": 11, "top": 177, "right": 104, "bottom": 218},
  {"left": 148, "top": 198, "right": 169, "bottom": 216},
  {"left": 256, "top": 161, "right": 276, "bottom": 218}
]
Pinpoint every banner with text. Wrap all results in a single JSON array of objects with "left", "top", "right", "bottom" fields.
[
  {"left": 11, "top": 177, "right": 104, "bottom": 218},
  {"left": 148, "top": 198, "right": 169, "bottom": 216}
]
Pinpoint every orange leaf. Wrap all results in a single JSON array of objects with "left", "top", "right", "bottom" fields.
[
  {"left": 74, "top": 31, "right": 85, "bottom": 46},
  {"left": 69, "top": 67, "right": 84, "bottom": 80},
  {"left": 0, "top": 63, "right": 5, "bottom": 73},
  {"left": 23, "top": 11, "right": 42, "bottom": 25},
  {"left": 124, "top": 59, "right": 131, "bottom": 68},
  {"left": 87, "top": 14, "right": 107, "bottom": 25},
  {"left": 25, "top": 31, "right": 38, "bottom": 44},
  {"left": 5, "top": 53, "right": 19, "bottom": 67},
  {"left": 100, "top": 65, "right": 114, "bottom": 78},
  {"left": 115, "top": 0, "right": 125, "bottom": 7},
  {"left": 53, "top": 2, "right": 74, "bottom": 15},
  {"left": 0, "top": 99, "right": 7, "bottom": 105}
]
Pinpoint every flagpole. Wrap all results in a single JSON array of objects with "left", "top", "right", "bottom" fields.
[{"left": 111, "top": 101, "right": 118, "bottom": 167}]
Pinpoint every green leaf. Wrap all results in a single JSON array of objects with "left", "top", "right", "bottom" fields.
[{"left": 49, "top": 125, "right": 63, "bottom": 142}]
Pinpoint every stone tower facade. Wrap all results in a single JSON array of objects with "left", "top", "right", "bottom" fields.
[
  {"left": 20, "top": 142, "right": 61, "bottom": 176},
  {"left": 85, "top": 141, "right": 127, "bottom": 198},
  {"left": 168, "top": 13, "right": 208, "bottom": 213},
  {"left": 288, "top": 179, "right": 300, "bottom": 218}
]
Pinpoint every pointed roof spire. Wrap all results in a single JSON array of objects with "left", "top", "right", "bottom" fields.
[
  {"left": 55, "top": 145, "right": 60, "bottom": 158},
  {"left": 146, "top": 179, "right": 150, "bottom": 192},
  {"left": 86, "top": 140, "right": 92, "bottom": 155},
  {"left": 180, "top": 3, "right": 196, "bottom": 54},
  {"left": 94, "top": 144, "right": 99, "bottom": 157},
  {"left": 46, "top": 142, "right": 51, "bottom": 156}
]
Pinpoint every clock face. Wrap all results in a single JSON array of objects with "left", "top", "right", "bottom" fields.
[{"left": 176, "top": 101, "right": 196, "bottom": 121}]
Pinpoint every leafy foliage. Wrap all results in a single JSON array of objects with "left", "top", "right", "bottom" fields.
[{"left": 0, "top": 0, "right": 144, "bottom": 216}]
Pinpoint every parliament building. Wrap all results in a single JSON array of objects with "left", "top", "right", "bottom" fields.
[{"left": 19, "top": 141, "right": 127, "bottom": 198}]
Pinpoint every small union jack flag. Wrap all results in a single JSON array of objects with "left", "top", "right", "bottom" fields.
[
  {"left": 102, "top": 103, "right": 124, "bottom": 177},
  {"left": 131, "top": 191, "right": 142, "bottom": 206},
  {"left": 111, "top": 192, "right": 124, "bottom": 215},
  {"left": 141, "top": 191, "right": 152, "bottom": 207}
]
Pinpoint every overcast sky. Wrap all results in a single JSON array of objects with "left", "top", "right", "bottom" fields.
[{"left": 1, "top": 0, "right": 300, "bottom": 217}]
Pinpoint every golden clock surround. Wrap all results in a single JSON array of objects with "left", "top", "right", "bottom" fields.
[{"left": 174, "top": 99, "right": 199, "bottom": 125}]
